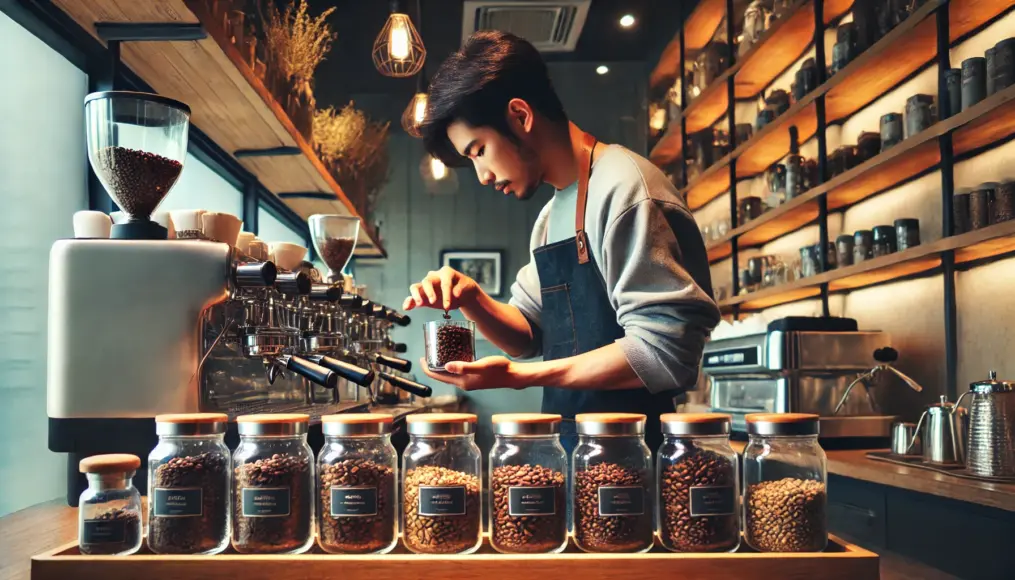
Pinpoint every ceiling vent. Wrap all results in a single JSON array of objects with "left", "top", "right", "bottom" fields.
[{"left": 462, "top": 1, "right": 591, "bottom": 52}]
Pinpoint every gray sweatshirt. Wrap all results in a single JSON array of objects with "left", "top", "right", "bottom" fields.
[{"left": 509, "top": 144, "right": 721, "bottom": 393}]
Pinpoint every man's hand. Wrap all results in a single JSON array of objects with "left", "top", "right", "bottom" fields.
[
  {"left": 403, "top": 266, "right": 480, "bottom": 311},
  {"left": 419, "top": 356, "right": 532, "bottom": 391}
]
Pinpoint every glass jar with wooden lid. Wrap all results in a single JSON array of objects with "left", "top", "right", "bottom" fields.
[
  {"left": 232, "top": 413, "right": 315, "bottom": 554},
  {"left": 572, "top": 413, "right": 654, "bottom": 553},
  {"left": 657, "top": 413, "right": 740, "bottom": 553},
  {"left": 489, "top": 413, "right": 568, "bottom": 554},
  {"left": 743, "top": 413, "right": 827, "bottom": 552},
  {"left": 148, "top": 413, "right": 230, "bottom": 554},
  {"left": 402, "top": 413, "right": 482, "bottom": 554},
  {"left": 317, "top": 413, "right": 398, "bottom": 554},
  {"left": 78, "top": 453, "right": 143, "bottom": 555}
]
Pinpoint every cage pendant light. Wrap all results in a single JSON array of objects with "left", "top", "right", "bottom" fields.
[
  {"left": 372, "top": 1, "right": 426, "bottom": 78},
  {"left": 402, "top": 74, "right": 428, "bottom": 137}
]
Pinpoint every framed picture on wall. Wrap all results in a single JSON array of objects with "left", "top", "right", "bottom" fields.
[{"left": 441, "top": 249, "right": 504, "bottom": 297}]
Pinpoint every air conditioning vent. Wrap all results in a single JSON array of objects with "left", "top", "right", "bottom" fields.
[{"left": 462, "top": 1, "right": 591, "bottom": 52}]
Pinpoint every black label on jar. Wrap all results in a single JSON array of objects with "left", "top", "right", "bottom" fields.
[
  {"left": 597, "top": 486, "right": 645, "bottom": 516},
  {"left": 508, "top": 486, "right": 557, "bottom": 516},
  {"left": 330, "top": 486, "right": 378, "bottom": 517},
  {"left": 241, "top": 487, "right": 291, "bottom": 517},
  {"left": 153, "top": 487, "right": 203, "bottom": 517},
  {"left": 81, "top": 519, "right": 126, "bottom": 544},
  {"left": 418, "top": 485, "right": 466, "bottom": 516},
  {"left": 689, "top": 485, "right": 736, "bottom": 517}
]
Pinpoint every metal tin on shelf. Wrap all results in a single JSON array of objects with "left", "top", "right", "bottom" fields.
[
  {"left": 853, "top": 230, "right": 874, "bottom": 263},
  {"left": 993, "top": 38, "right": 1015, "bottom": 94},
  {"left": 993, "top": 181, "right": 1015, "bottom": 224},
  {"left": 944, "top": 68, "right": 962, "bottom": 118},
  {"left": 836, "top": 235, "right": 855, "bottom": 267},
  {"left": 953, "top": 189, "right": 971, "bottom": 235},
  {"left": 969, "top": 185, "right": 993, "bottom": 230},
  {"left": 880, "top": 113, "right": 904, "bottom": 150},
  {"left": 894, "top": 219, "right": 921, "bottom": 251},
  {"left": 961, "top": 57, "right": 986, "bottom": 111},
  {"left": 872, "top": 226, "right": 897, "bottom": 257},
  {"left": 905, "top": 94, "right": 936, "bottom": 138}
]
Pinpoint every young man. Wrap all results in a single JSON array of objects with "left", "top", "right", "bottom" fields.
[{"left": 403, "top": 31, "right": 720, "bottom": 450}]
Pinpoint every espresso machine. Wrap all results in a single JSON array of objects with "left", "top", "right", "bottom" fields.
[
  {"left": 704, "top": 317, "right": 921, "bottom": 440},
  {"left": 47, "top": 91, "right": 428, "bottom": 503}
]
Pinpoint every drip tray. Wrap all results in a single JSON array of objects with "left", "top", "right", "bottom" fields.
[
  {"left": 866, "top": 451, "right": 1015, "bottom": 483},
  {"left": 817, "top": 416, "right": 897, "bottom": 438}
]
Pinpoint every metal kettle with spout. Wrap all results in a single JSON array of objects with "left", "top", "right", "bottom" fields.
[
  {"left": 908, "top": 395, "right": 968, "bottom": 465},
  {"left": 957, "top": 370, "right": 1015, "bottom": 479}
]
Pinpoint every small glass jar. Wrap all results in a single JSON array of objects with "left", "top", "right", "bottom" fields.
[
  {"left": 880, "top": 113, "right": 904, "bottom": 151},
  {"left": 853, "top": 230, "right": 874, "bottom": 262},
  {"left": 743, "top": 413, "right": 828, "bottom": 553},
  {"left": 905, "top": 94, "right": 936, "bottom": 138},
  {"left": 658, "top": 414, "right": 740, "bottom": 553},
  {"left": 872, "top": 225, "right": 897, "bottom": 257},
  {"left": 148, "top": 413, "right": 230, "bottom": 555},
  {"left": 424, "top": 319, "right": 476, "bottom": 371},
  {"left": 78, "top": 454, "right": 143, "bottom": 556},
  {"left": 402, "top": 413, "right": 482, "bottom": 554},
  {"left": 317, "top": 413, "right": 398, "bottom": 554},
  {"left": 489, "top": 414, "right": 568, "bottom": 554},
  {"left": 232, "top": 414, "right": 315, "bottom": 554},
  {"left": 836, "top": 234, "right": 855, "bottom": 267},
  {"left": 573, "top": 413, "right": 654, "bottom": 553}
]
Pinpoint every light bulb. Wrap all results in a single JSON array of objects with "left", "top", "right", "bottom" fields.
[
  {"left": 596, "top": 65, "right": 609, "bottom": 75},
  {"left": 619, "top": 14, "right": 636, "bottom": 28},
  {"left": 650, "top": 108, "right": 666, "bottom": 131},
  {"left": 389, "top": 17, "right": 411, "bottom": 61},
  {"left": 413, "top": 93, "right": 427, "bottom": 123},
  {"left": 430, "top": 156, "right": 447, "bottom": 180}
]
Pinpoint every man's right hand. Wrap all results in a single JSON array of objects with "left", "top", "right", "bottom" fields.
[{"left": 403, "top": 266, "right": 481, "bottom": 312}]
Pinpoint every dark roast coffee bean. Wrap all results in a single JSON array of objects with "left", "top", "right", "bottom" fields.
[
  {"left": 660, "top": 447, "right": 738, "bottom": 552},
  {"left": 321, "top": 237, "right": 355, "bottom": 272},
  {"left": 80, "top": 508, "right": 142, "bottom": 555},
  {"left": 746, "top": 478, "right": 827, "bottom": 552},
  {"left": 430, "top": 324, "right": 475, "bottom": 368},
  {"left": 233, "top": 453, "right": 311, "bottom": 553},
  {"left": 149, "top": 452, "right": 228, "bottom": 554},
  {"left": 402, "top": 465, "right": 481, "bottom": 554},
  {"left": 491, "top": 464, "right": 567, "bottom": 553},
  {"left": 94, "top": 146, "right": 182, "bottom": 217},
  {"left": 574, "top": 462, "right": 653, "bottom": 552},
  {"left": 318, "top": 459, "right": 395, "bottom": 553}
]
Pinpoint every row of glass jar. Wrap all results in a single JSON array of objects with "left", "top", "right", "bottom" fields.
[{"left": 76, "top": 411, "right": 828, "bottom": 556}]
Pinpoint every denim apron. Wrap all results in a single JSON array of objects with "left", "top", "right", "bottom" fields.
[{"left": 535, "top": 131, "right": 676, "bottom": 457}]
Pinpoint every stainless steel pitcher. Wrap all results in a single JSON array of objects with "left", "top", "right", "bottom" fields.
[
  {"left": 908, "top": 395, "right": 967, "bottom": 465},
  {"left": 958, "top": 371, "right": 1015, "bottom": 478}
]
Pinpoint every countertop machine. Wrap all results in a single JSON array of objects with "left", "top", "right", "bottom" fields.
[{"left": 704, "top": 317, "right": 921, "bottom": 439}]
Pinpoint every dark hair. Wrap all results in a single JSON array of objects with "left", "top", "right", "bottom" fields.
[{"left": 420, "top": 30, "right": 568, "bottom": 166}]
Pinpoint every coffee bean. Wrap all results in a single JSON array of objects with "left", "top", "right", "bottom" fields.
[
  {"left": 659, "top": 447, "right": 738, "bottom": 552},
  {"left": 429, "top": 323, "right": 475, "bottom": 368},
  {"left": 321, "top": 237, "right": 355, "bottom": 272},
  {"left": 80, "top": 508, "right": 142, "bottom": 555},
  {"left": 746, "top": 478, "right": 827, "bottom": 552},
  {"left": 491, "top": 464, "right": 567, "bottom": 553},
  {"left": 149, "top": 452, "right": 228, "bottom": 554},
  {"left": 94, "top": 146, "right": 182, "bottom": 217},
  {"left": 318, "top": 458, "right": 395, "bottom": 554},
  {"left": 574, "top": 462, "right": 653, "bottom": 552},
  {"left": 402, "top": 465, "right": 480, "bottom": 554},
  {"left": 233, "top": 453, "right": 311, "bottom": 553}
]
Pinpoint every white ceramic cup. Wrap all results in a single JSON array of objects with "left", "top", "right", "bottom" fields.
[
  {"left": 270, "top": 241, "right": 307, "bottom": 270},
  {"left": 236, "top": 232, "right": 256, "bottom": 254},
  {"left": 202, "top": 212, "right": 243, "bottom": 246},
  {"left": 151, "top": 211, "right": 177, "bottom": 239},
  {"left": 169, "top": 209, "right": 206, "bottom": 238},
  {"left": 72, "top": 211, "right": 112, "bottom": 239}
]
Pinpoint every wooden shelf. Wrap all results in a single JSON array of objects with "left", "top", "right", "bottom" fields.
[
  {"left": 649, "top": 0, "right": 727, "bottom": 92},
  {"left": 684, "top": 65, "right": 736, "bottom": 135},
  {"left": 684, "top": 153, "right": 732, "bottom": 210},
  {"left": 720, "top": 219, "right": 1015, "bottom": 312},
  {"left": 648, "top": 125, "right": 683, "bottom": 166},
  {"left": 706, "top": 236, "right": 734, "bottom": 263},
  {"left": 51, "top": 0, "right": 386, "bottom": 258}
]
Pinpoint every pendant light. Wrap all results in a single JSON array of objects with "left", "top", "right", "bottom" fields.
[
  {"left": 372, "top": 0, "right": 426, "bottom": 78},
  {"left": 420, "top": 154, "right": 457, "bottom": 195},
  {"left": 401, "top": 73, "right": 428, "bottom": 138}
]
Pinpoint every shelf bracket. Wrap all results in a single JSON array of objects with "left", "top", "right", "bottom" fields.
[
  {"left": 94, "top": 22, "right": 207, "bottom": 42},
  {"left": 235, "top": 147, "right": 303, "bottom": 158},
  {"left": 278, "top": 192, "right": 338, "bottom": 201}
]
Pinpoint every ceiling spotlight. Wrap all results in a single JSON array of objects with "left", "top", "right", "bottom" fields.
[
  {"left": 619, "top": 14, "right": 636, "bottom": 28},
  {"left": 596, "top": 65, "right": 609, "bottom": 75}
]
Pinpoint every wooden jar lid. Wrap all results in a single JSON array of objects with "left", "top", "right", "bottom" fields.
[
  {"left": 492, "top": 413, "right": 562, "bottom": 436},
  {"left": 492, "top": 413, "right": 562, "bottom": 424},
  {"left": 79, "top": 454, "right": 141, "bottom": 474},
  {"left": 322, "top": 413, "right": 394, "bottom": 424},
  {"left": 155, "top": 413, "right": 228, "bottom": 423},
  {"left": 745, "top": 413, "right": 819, "bottom": 423},
  {"left": 155, "top": 413, "right": 228, "bottom": 436},
  {"left": 661, "top": 413, "right": 732, "bottom": 436},
  {"left": 406, "top": 413, "right": 477, "bottom": 424},
  {"left": 236, "top": 413, "right": 310, "bottom": 424},
  {"left": 745, "top": 413, "right": 820, "bottom": 436},
  {"left": 322, "top": 414, "right": 394, "bottom": 436},
  {"left": 575, "top": 412, "right": 647, "bottom": 423},
  {"left": 236, "top": 413, "right": 309, "bottom": 436},
  {"left": 406, "top": 413, "right": 477, "bottom": 435},
  {"left": 660, "top": 412, "right": 732, "bottom": 423},
  {"left": 576, "top": 413, "right": 646, "bottom": 436}
]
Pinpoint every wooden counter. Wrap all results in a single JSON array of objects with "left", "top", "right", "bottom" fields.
[{"left": 731, "top": 443, "right": 1015, "bottom": 512}]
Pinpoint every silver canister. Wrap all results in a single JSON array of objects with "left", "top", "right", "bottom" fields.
[
  {"left": 910, "top": 395, "right": 967, "bottom": 465},
  {"left": 960, "top": 371, "right": 1015, "bottom": 479},
  {"left": 892, "top": 421, "right": 920, "bottom": 455}
]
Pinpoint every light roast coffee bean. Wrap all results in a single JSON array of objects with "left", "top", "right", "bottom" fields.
[
  {"left": 660, "top": 447, "right": 738, "bottom": 552},
  {"left": 746, "top": 477, "right": 827, "bottom": 552},
  {"left": 149, "top": 452, "right": 228, "bottom": 554},
  {"left": 491, "top": 465, "right": 567, "bottom": 553},
  {"left": 233, "top": 453, "right": 311, "bottom": 553},
  {"left": 402, "top": 465, "right": 480, "bottom": 554},
  {"left": 574, "top": 462, "right": 653, "bottom": 552},
  {"left": 318, "top": 458, "right": 394, "bottom": 553}
]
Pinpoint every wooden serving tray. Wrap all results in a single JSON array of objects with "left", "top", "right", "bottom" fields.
[{"left": 32, "top": 534, "right": 879, "bottom": 580}]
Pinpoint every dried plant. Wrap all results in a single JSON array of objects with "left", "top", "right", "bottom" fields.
[
  {"left": 313, "top": 103, "right": 367, "bottom": 164},
  {"left": 313, "top": 101, "right": 391, "bottom": 218},
  {"left": 261, "top": 0, "right": 336, "bottom": 83}
]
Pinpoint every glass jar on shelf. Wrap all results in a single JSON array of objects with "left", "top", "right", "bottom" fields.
[
  {"left": 317, "top": 413, "right": 398, "bottom": 554},
  {"left": 402, "top": 413, "right": 482, "bottom": 554},
  {"left": 148, "top": 413, "right": 230, "bottom": 555},
  {"left": 743, "top": 413, "right": 828, "bottom": 553},
  {"left": 489, "top": 413, "right": 568, "bottom": 554},
  {"left": 572, "top": 413, "right": 654, "bottom": 553},
  {"left": 658, "top": 413, "right": 740, "bottom": 553},
  {"left": 78, "top": 454, "right": 143, "bottom": 556},
  {"left": 232, "top": 414, "right": 315, "bottom": 554}
]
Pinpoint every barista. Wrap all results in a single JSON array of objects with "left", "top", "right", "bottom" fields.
[{"left": 403, "top": 31, "right": 720, "bottom": 451}]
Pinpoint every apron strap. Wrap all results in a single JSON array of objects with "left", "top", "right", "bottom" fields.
[{"left": 575, "top": 131, "right": 597, "bottom": 264}]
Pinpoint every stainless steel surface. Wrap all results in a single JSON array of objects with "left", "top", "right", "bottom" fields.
[
  {"left": 912, "top": 395, "right": 967, "bottom": 465},
  {"left": 892, "top": 421, "right": 921, "bottom": 455},
  {"left": 703, "top": 330, "right": 887, "bottom": 375},
  {"left": 661, "top": 416, "right": 731, "bottom": 436},
  {"left": 407, "top": 417, "right": 476, "bottom": 436},
  {"left": 816, "top": 416, "right": 897, "bottom": 438},
  {"left": 493, "top": 418, "right": 561, "bottom": 436},
  {"left": 746, "top": 415, "right": 819, "bottom": 436},
  {"left": 576, "top": 417, "right": 645, "bottom": 436},
  {"left": 322, "top": 417, "right": 393, "bottom": 437},
  {"left": 963, "top": 370, "right": 1015, "bottom": 478}
]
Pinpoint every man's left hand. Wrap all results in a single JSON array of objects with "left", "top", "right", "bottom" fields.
[{"left": 419, "top": 356, "right": 532, "bottom": 391}]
